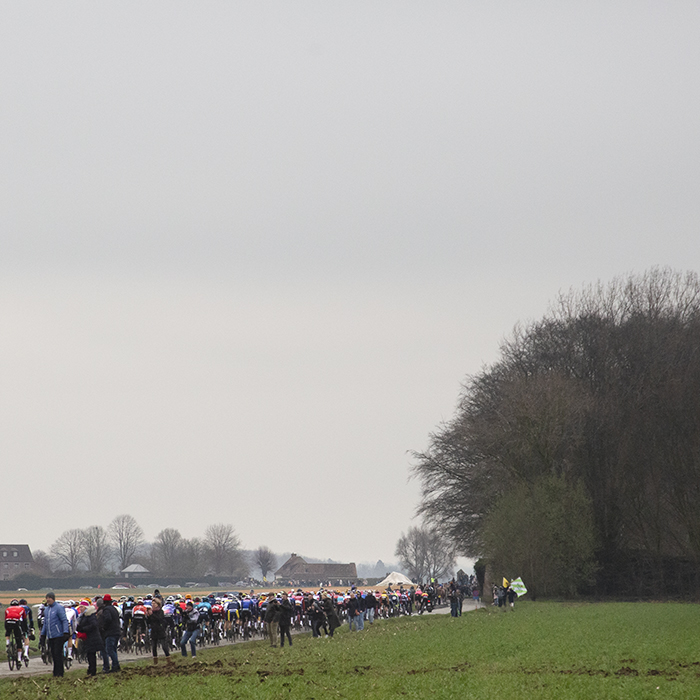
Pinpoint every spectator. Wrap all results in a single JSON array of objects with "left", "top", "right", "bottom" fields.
[
  {"left": 306, "top": 594, "right": 325, "bottom": 638},
  {"left": 321, "top": 594, "right": 341, "bottom": 637},
  {"left": 364, "top": 591, "right": 377, "bottom": 624},
  {"left": 264, "top": 596, "right": 280, "bottom": 648},
  {"left": 278, "top": 592, "right": 294, "bottom": 647},
  {"left": 76, "top": 605, "right": 104, "bottom": 677},
  {"left": 346, "top": 591, "right": 362, "bottom": 632},
  {"left": 147, "top": 598, "right": 172, "bottom": 664},
  {"left": 97, "top": 594, "right": 121, "bottom": 673},
  {"left": 40, "top": 592, "right": 69, "bottom": 678},
  {"left": 180, "top": 600, "right": 200, "bottom": 657}
]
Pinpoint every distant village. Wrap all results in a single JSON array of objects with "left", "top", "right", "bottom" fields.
[{"left": 0, "top": 543, "right": 400, "bottom": 592}]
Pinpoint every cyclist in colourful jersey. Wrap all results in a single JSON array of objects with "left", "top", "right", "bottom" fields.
[{"left": 4, "top": 599, "right": 28, "bottom": 666}]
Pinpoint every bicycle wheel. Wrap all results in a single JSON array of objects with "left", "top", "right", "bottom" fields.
[{"left": 8, "top": 646, "right": 15, "bottom": 671}]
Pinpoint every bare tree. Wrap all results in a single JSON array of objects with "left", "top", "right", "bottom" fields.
[
  {"left": 204, "top": 524, "right": 242, "bottom": 575},
  {"left": 108, "top": 514, "right": 144, "bottom": 571},
  {"left": 31, "top": 549, "right": 53, "bottom": 577},
  {"left": 179, "top": 537, "right": 207, "bottom": 579},
  {"left": 51, "top": 529, "right": 86, "bottom": 572},
  {"left": 395, "top": 526, "right": 455, "bottom": 582},
  {"left": 152, "top": 528, "right": 183, "bottom": 576},
  {"left": 422, "top": 529, "right": 457, "bottom": 582},
  {"left": 81, "top": 525, "right": 110, "bottom": 573},
  {"left": 254, "top": 546, "right": 277, "bottom": 581},
  {"left": 395, "top": 527, "right": 428, "bottom": 582}
]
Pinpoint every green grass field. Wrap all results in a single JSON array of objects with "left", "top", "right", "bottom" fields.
[{"left": 3, "top": 602, "right": 699, "bottom": 699}]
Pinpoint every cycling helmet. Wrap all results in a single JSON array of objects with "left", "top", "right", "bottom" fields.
[
  {"left": 10, "top": 599, "right": 19, "bottom": 606},
  {"left": 128, "top": 596, "right": 135, "bottom": 602},
  {"left": 19, "top": 599, "right": 28, "bottom": 605}
]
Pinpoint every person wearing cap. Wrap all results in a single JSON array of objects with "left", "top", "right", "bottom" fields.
[
  {"left": 77, "top": 606, "right": 104, "bottom": 677},
  {"left": 40, "top": 592, "right": 70, "bottom": 678},
  {"left": 97, "top": 594, "right": 121, "bottom": 673}
]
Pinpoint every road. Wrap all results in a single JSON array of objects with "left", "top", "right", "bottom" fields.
[{"left": 0, "top": 601, "right": 481, "bottom": 678}]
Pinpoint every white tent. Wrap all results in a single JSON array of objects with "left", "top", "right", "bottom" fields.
[{"left": 376, "top": 571, "right": 413, "bottom": 587}]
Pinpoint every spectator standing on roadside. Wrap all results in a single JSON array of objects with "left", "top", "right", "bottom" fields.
[
  {"left": 364, "top": 591, "right": 377, "bottom": 624},
  {"left": 180, "top": 600, "right": 200, "bottom": 657},
  {"left": 306, "top": 594, "right": 325, "bottom": 638},
  {"left": 264, "top": 596, "right": 280, "bottom": 648},
  {"left": 40, "top": 592, "right": 70, "bottom": 678},
  {"left": 76, "top": 605, "right": 104, "bottom": 677},
  {"left": 147, "top": 598, "right": 172, "bottom": 665},
  {"left": 279, "top": 592, "right": 294, "bottom": 647},
  {"left": 449, "top": 583, "right": 459, "bottom": 617},
  {"left": 321, "top": 594, "right": 341, "bottom": 637},
  {"left": 97, "top": 594, "right": 121, "bottom": 673},
  {"left": 346, "top": 591, "right": 361, "bottom": 631}
]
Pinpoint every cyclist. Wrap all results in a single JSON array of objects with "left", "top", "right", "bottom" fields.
[
  {"left": 224, "top": 595, "right": 240, "bottom": 637},
  {"left": 122, "top": 596, "right": 135, "bottom": 639},
  {"left": 210, "top": 600, "right": 224, "bottom": 641},
  {"left": 162, "top": 597, "right": 177, "bottom": 647},
  {"left": 196, "top": 597, "right": 211, "bottom": 639},
  {"left": 131, "top": 598, "right": 148, "bottom": 645},
  {"left": 63, "top": 601, "right": 78, "bottom": 660},
  {"left": 18, "top": 598, "right": 35, "bottom": 657},
  {"left": 4, "top": 599, "right": 27, "bottom": 667}
]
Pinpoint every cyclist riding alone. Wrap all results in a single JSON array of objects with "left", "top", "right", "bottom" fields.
[{"left": 5, "top": 598, "right": 29, "bottom": 667}]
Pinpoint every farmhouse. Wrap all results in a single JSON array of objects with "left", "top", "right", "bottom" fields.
[
  {"left": 275, "top": 553, "right": 357, "bottom": 586},
  {"left": 0, "top": 544, "right": 34, "bottom": 581},
  {"left": 120, "top": 563, "right": 151, "bottom": 580}
]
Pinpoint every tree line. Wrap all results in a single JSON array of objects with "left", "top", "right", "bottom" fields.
[
  {"left": 413, "top": 269, "right": 700, "bottom": 597},
  {"left": 34, "top": 515, "right": 277, "bottom": 582}
]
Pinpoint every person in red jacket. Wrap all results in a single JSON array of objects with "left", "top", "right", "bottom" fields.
[{"left": 5, "top": 599, "right": 28, "bottom": 666}]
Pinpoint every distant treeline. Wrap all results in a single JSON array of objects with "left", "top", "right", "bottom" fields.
[{"left": 415, "top": 269, "right": 700, "bottom": 598}]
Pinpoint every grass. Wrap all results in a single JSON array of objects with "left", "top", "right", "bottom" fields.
[{"left": 3, "top": 602, "right": 700, "bottom": 699}]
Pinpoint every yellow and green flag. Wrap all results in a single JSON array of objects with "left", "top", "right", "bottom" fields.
[{"left": 510, "top": 577, "right": 527, "bottom": 597}]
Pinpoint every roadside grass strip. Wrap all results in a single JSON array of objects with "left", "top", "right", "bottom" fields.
[{"left": 3, "top": 602, "right": 700, "bottom": 699}]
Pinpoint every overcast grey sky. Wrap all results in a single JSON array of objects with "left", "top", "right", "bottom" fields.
[{"left": 1, "top": 2, "right": 698, "bottom": 566}]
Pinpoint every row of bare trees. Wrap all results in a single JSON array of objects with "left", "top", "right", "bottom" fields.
[
  {"left": 413, "top": 269, "right": 700, "bottom": 596},
  {"left": 46, "top": 515, "right": 143, "bottom": 574},
  {"left": 42, "top": 515, "right": 277, "bottom": 581}
]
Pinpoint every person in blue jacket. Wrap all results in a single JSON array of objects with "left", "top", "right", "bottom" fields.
[{"left": 40, "top": 592, "right": 70, "bottom": 677}]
